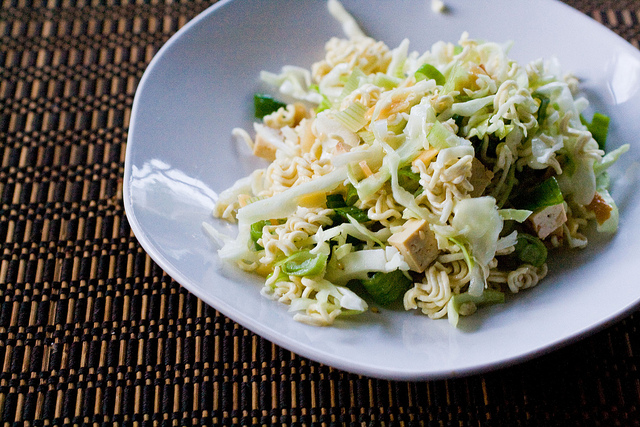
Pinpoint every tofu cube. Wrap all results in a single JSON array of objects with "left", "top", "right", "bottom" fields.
[
  {"left": 469, "top": 158, "right": 494, "bottom": 198},
  {"left": 528, "top": 203, "right": 567, "bottom": 240},
  {"left": 388, "top": 219, "right": 438, "bottom": 273}
]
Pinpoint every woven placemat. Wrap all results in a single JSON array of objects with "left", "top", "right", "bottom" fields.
[{"left": 1, "top": 0, "right": 639, "bottom": 425}]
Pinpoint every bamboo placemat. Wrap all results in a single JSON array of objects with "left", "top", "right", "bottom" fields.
[{"left": 1, "top": 0, "right": 639, "bottom": 425}]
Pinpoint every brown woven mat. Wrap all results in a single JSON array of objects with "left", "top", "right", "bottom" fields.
[{"left": 1, "top": 0, "right": 639, "bottom": 425}]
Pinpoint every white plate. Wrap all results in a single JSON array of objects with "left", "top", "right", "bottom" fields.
[{"left": 124, "top": 0, "right": 640, "bottom": 380}]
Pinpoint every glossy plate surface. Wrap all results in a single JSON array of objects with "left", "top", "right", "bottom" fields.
[{"left": 124, "top": 0, "right": 640, "bottom": 379}]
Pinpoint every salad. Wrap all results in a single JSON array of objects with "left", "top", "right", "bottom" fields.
[{"left": 206, "top": 0, "right": 628, "bottom": 327}]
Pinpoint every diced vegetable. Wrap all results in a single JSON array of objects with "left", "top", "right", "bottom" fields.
[
  {"left": 333, "top": 102, "right": 368, "bottom": 132},
  {"left": 266, "top": 269, "right": 289, "bottom": 287},
  {"left": 327, "top": 191, "right": 370, "bottom": 225},
  {"left": 414, "top": 63, "right": 446, "bottom": 86},
  {"left": 345, "top": 184, "right": 359, "bottom": 206},
  {"left": 277, "top": 251, "right": 328, "bottom": 276},
  {"left": 397, "top": 166, "right": 422, "bottom": 195},
  {"left": 250, "top": 220, "right": 269, "bottom": 250},
  {"left": 339, "top": 67, "right": 365, "bottom": 100},
  {"left": 512, "top": 176, "right": 564, "bottom": 211},
  {"left": 585, "top": 112, "right": 610, "bottom": 150},
  {"left": 514, "top": 233, "right": 547, "bottom": 267},
  {"left": 332, "top": 206, "right": 370, "bottom": 223},
  {"left": 326, "top": 194, "right": 347, "bottom": 209},
  {"left": 498, "top": 209, "right": 532, "bottom": 222},
  {"left": 372, "top": 72, "right": 402, "bottom": 89},
  {"left": 254, "top": 93, "right": 286, "bottom": 119},
  {"left": 443, "top": 62, "right": 466, "bottom": 93},
  {"left": 533, "top": 92, "right": 550, "bottom": 124},
  {"left": 360, "top": 270, "right": 413, "bottom": 305},
  {"left": 315, "top": 93, "right": 332, "bottom": 113}
]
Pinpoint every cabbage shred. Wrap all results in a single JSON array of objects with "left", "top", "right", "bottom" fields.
[{"left": 209, "top": 0, "right": 627, "bottom": 327}]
